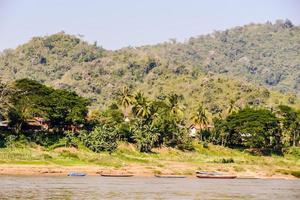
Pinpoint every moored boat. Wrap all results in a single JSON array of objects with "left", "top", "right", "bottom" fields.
[
  {"left": 67, "top": 172, "right": 86, "bottom": 176},
  {"left": 100, "top": 174, "right": 134, "bottom": 177},
  {"left": 196, "top": 171, "right": 236, "bottom": 179}
]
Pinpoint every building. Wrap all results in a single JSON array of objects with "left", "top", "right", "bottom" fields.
[
  {"left": 26, "top": 117, "right": 49, "bottom": 130},
  {"left": 0, "top": 120, "right": 9, "bottom": 130},
  {"left": 189, "top": 124, "right": 214, "bottom": 138}
]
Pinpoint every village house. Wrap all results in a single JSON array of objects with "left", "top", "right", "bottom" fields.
[
  {"left": 189, "top": 124, "right": 214, "bottom": 138},
  {"left": 0, "top": 120, "right": 9, "bottom": 131},
  {"left": 26, "top": 117, "right": 49, "bottom": 130}
]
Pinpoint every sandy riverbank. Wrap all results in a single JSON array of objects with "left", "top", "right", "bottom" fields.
[{"left": 0, "top": 164, "right": 297, "bottom": 179}]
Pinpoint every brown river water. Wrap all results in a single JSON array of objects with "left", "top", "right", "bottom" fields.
[{"left": 0, "top": 176, "right": 299, "bottom": 199}]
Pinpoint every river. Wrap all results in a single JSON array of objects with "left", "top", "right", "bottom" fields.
[{"left": 0, "top": 176, "right": 299, "bottom": 199}]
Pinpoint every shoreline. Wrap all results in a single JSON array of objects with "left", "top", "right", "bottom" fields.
[{"left": 0, "top": 164, "right": 298, "bottom": 180}]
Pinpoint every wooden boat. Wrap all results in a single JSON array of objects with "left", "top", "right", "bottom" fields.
[
  {"left": 155, "top": 175, "right": 186, "bottom": 178},
  {"left": 67, "top": 172, "right": 86, "bottom": 176},
  {"left": 196, "top": 171, "right": 236, "bottom": 179},
  {"left": 100, "top": 174, "right": 134, "bottom": 177}
]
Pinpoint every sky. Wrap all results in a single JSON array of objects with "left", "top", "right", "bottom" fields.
[{"left": 0, "top": 0, "right": 299, "bottom": 51}]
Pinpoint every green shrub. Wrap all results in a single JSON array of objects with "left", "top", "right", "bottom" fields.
[
  {"left": 285, "top": 147, "right": 300, "bottom": 157},
  {"left": 82, "top": 124, "right": 118, "bottom": 153},
  {"left": 213, "top": 158, "right": 235, "bottom": 163},
  {"left": 291, "top": 171, "right": 300, "bottom": 178},
  {"left": 132, "top": 120, "right": 159, "bottom": 152},
  {"left": 59, "top": 150, "right": 79, "bottom": 159}
]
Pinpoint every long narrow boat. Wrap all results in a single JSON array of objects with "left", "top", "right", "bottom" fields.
[
  {"left": 155, "top": 175, "right": 186, "bottom": 178},
  {"left": 67, "top": 172, "right": 86, "bottom": 176},
  {"left": 100, "top": 174, "right": 134, "bottom": 177},
  {"left": 196, "top": 171, "right": 236, "bottom": 179}
]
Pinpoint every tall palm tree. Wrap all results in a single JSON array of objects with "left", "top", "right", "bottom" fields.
[
  {"left": 165, "top": 93, "right": 184, "bottom": 120},
  {"left": 191, "top": 104, "right": 209, "bottom": 140},
  {"left": 191, "top": 104, "right": 209, "bottom": 128},
  {"left": 117, "top": 86, "right": 133, "bottom": 117}
]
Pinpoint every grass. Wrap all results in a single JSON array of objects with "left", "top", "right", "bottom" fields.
[{"left": 0, "top": 141, "right": 299, "bottom": 177}]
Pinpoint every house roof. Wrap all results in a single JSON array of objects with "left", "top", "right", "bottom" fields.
[
  {"left": 0, "top": 120, "right": 9, "bottom": 127},
  {"left": 189, "top": 124, "right": 214, "bottom": 129}
]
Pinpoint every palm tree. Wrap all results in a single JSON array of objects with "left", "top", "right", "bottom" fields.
[
  {"left": 117, "top": 86, "right": 133, "bottom": 118},
  {"left": 165, "top": 93, "right": 184, "bottom": 120},
  {"left": 191, "top": 104, "right": 208, "bottom": 127},
  {"left": 191, "top": 104, "right": 209, "bottom": 140},
  {"left": 227, "top": 99, "right": 239, "bottom": 116},
  {"left": 132, "top": 91, "right": 151, "bottom": 119}
]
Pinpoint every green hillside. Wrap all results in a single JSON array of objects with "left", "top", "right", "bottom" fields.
[{"left": 0, "top": 20, "right": 299, "bottom": 115}]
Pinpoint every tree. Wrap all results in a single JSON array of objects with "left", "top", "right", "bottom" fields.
[
  {"left": 45, "top": 89, "right": 89, "bottom": 131},
  {"left": 0, "top": 80, "right": 16, "bottom": 120},
  {"left": 81, "top": 124, "right": 118, "bottom": 153},
  {"left": 223, "top": 107, "right": 282, "bottom": 153},
  {"left": 117, "top": 86, "right": 133, "bottom": 117},
  {"left": 7, "top": 79, "right": 47, "bottom": 133},
  {"left": 8, "top": 97, "right": 34, "bottom": 133},
  {"left": 152, "top": 94, "right": 190, "bottom": 149},
  {"left": 191, "top": 104, "right": 209, "bottom": 141},
  {"left": 211, "top": 117, "right": 228, "bottom": 146},
  {"left": 132, "top": 91, "right": 151, "bottom": 119},
  {"left": 165, "top": 93, "right": 184, "bottom": 120},
  {"left": 132, "top": 119, "right": 159, "bottom": 152},
  {"left": 278, "top": 105, "right": 300, "bottom": 147},
  {"left": 9, "top": 79, "right": 89, "bottom": 133}
]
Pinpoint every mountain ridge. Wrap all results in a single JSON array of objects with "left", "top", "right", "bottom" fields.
[{"left": 0, "top": 20, "right": 299, "bottom": 115}]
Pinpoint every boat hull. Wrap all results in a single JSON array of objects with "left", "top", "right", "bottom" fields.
[
  {"left": 100, "top": 174, "right": 134, "bottom": 177},
  {"left": 196, "top": 175, "right": 236, "bottom": 179}
]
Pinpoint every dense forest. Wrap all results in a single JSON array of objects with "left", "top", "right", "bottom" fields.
[{"left": 0, "top": 19, "right": 300, "bottom": 155}]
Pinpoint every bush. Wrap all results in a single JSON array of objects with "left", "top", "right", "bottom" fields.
[
  {"left": 291, "top": 171, "right": 300, "bottom": 178},
  {"left": 284, "top": 147, "right": 300, "bottom": 157},
  {"left": 81, "top": 124, "right": 118, "bottom": 153},
  {"left": 132, "top": 120, "right": 159, "bottom": 152},
  {"left": 213, "top": 158, "right": 235, "bottom": 163}
]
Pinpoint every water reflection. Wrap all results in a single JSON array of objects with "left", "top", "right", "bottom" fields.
[{"left": 0, "top": 176, "right": 299, "bottom": 199}]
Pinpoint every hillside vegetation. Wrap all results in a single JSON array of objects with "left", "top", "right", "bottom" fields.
[{"left": 0, "top": 20, "right": 300, "bottom": 115}]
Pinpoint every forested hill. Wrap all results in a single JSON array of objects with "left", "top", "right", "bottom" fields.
[{"left": 0, "top": 19, "right": 299, "bottom": 114}]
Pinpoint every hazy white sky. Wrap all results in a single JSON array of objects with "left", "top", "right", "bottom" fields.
[{"left": 0, "top": 0, "right": 299, "bottom": 50}]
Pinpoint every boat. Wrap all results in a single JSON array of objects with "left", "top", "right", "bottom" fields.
[
  {"left": 67, "top": 172, "right": 86, "bottom": 176},
  {"left": 196, "top": 171, "right": 236, "bottom": 179},
  {"left": 100, "top": 174, "right": 134, "bottom": 177},
  {"left": 155, "top": 175, "right": 186, "bottom": 178}
]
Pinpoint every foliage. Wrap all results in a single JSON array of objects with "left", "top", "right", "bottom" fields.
[
  {"left": 81, "top": 124, "right": 118, "bottom": 153},
  {"left": 277, "top": 105, "right": 300, "bottom": 147},
  {"left": 132, "top": 119, "right": 159, "bottom": 152},
  {"left": 7, "top": 79, "right": 89, "bottom": 133},
  {"left": 0, "top": 80, "right": 16, "bottom": 119},
  {"left": 220, "top": 107, "right": 282, "bottom": 153}
]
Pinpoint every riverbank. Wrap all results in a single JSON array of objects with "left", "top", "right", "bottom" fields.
[
  {"left": 0, "top": 164, "right": 298, "bottom": 179},
  {"left": 0, "top": 142, "right": 299, "bottom": 179}
]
